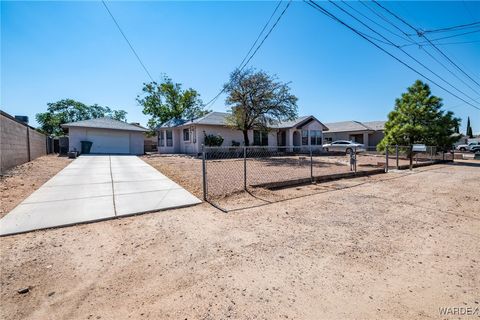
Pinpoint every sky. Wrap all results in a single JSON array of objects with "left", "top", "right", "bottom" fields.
[{"left": 1, "top": 1, "right": 480, "bottom": 133}]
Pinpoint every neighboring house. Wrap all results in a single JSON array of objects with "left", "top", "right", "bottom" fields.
[
  {"left": 62, "top": 117, "right": 148, "bottom": 155},
  {"left": 156, "top": 111, "right": 329, "bottom": 154},
  {"left": 323, "top": 120, "right": 386, "bottom": 148}
]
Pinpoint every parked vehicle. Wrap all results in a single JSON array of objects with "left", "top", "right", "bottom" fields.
[
  {"left": 322, "top": 140, "right": 365, "bottom": 154},
  {"left": 470, "top": 145, "right": 480, "bottom": 153},
  {"left": 456, "top": 141, "right": 478, "bottom": 152}
]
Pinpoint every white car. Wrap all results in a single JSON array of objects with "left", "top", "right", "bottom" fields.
[
  {"left": 322, "top": 140, "right": 365, "bottom": 154},
  {"left": 456, "top": 141, "right": 478, "bottom": 152}
]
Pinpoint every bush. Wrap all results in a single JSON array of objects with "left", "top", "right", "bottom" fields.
[{"left": 204, "top": 133, "right": 224, "bottom": 147}]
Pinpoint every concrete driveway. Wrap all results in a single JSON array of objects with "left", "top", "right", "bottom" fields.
[{"left": 0, "top": 155, "right": 201, "bottom": 236}]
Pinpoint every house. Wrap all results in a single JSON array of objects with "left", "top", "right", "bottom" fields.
[
  {"left": 62, "top": 117, "right": 148, "bottom": 155},
  {"left": 323, "top": 120, "right": 386, "bottom": 148},
  {"left": 156, "top": 112, "right": 329, "bottom": 154}
]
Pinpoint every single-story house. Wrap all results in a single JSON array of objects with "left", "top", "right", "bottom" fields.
[
  {"left": 323, "top": 120, "right": 386, "bottom": 148},
  {"left": 62, "top": 117, "right": 148, "bottom": 155},
  {"left": 156, "top": 112, "right": 329, "bottom": 154}
]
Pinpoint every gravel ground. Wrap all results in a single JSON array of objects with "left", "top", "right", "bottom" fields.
[
  {"left": 0, "top": 161, "right": 478, "bottom": 319},
  {"left": 0, "top": 155, "right": 72, "bottom": 218}
]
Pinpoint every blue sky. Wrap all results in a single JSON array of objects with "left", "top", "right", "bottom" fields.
[{"left": 2, "top": 1, "right": 480, "bottom": 133}]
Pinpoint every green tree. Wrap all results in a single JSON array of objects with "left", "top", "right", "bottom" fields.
[
  {"left": 466, "top": 116, "right": 473, "bottom": 138},
  {"left": 224, "top": 68, "right": 298, "bottom": 146},
  {"left": 378, "top": 80, "right": 460, "bottom": 151},
  {"left": 35, "top": 99, "right": 127, "bottom": 136},
  {"left": 136, "top": 76, "right": 209, "bottom": 130}
]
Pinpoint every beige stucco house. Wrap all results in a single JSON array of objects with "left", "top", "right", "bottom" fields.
[
  {"left": 63, "top": 117, "right": 148, "bottom": 155},
  {"left": 156, "top": 112, "right": 329, "bottom": 154},
  {"left": 323, "top": 120, "right": 386, "bottom": 148}
]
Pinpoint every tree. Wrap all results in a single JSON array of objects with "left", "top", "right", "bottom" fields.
[
  {"left": 223, "top": 68, "right": 298, "bottom": 146},
  {"left": 466, "top": 116, "right": 473, "bottom": 138},
  {"left": 137, "top": 76, "right": 209, "bottom": 130},
  {"left": 35, "top": 99, "right": 127, "bottom": 136},
  {"left": 378, "top": 80, "right": 460, "bottom": 151}
]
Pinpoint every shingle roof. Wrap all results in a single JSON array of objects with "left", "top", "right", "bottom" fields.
[
  {"left": 362, "top": 121, "right": 386, "bottom": 131},
  {"left": 158, "top": 112, "right": 328, "bottom": 130},
  {"left": 324, "top": 120, "right": 385, "bottom": 133},
  {"left": 62, "top": 117, "right": 148, "bottom": 132}
]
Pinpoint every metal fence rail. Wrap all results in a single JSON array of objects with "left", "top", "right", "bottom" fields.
[{"left": 202, "top": 145, "right": 453, "bottom": 211}]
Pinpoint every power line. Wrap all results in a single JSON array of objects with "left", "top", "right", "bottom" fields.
[
  {"left": 203, "top": 0, "right": 292, "bottom": 108},
  {"left": 101, "top": 0, "right": 155, "bottom": 82},
  {"left": 238, "top": 1, "right": 283, "bottom": 69},
  {"left": 330, "top": 1, "right": 480, "bottom": 101},
  {"left": 340, "top": 1, "right": 414, "bottom": 45},
  {"left": 361, "top": 2, "right": 480, "bottom": 95},
  {"left": 372, "top": 0, "right": 480, "bottom": 89},
  {"left": 400, "top": 30, "right": 480, "bottom": 47},
  {"left": 412, "top": 21, "right": 480, "bottom": 34},
  {"left": 303, "top": 0, "right": 480, "bottom": 111}
]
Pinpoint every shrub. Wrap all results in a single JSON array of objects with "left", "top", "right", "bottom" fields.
[{"left": 204, "top": 133, "right": 224, "bottom": 147}]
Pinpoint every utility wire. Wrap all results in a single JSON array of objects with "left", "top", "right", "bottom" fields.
[
  {"left": 101, "top": 0, "right": 155, "bottom": 82},
  {"left": 330, "top": 1, "right": 480, "bottom": 101},
  {"left": 203, "top": 0, "right": 291, "bottom": 108},
  {"left": 372, "top": 0, "right": 480, "bottom": 89},
  {"left": 238, "top": 0, "right": 283, "bottom": 69},
  {"left": 412, "top": 21, "right": 480, "bottom": 34},
  {"left": 341, "top": 1, "right": 414, "bottom": 45},
  {"left": 304, "top": 0, "right": 480, "bottom": 111},
  {"left": 401, "top": 29, "right": 480, "bottom": 47},
  {"left": 362, "top": 2, "right": 480, "bottom": 95}
]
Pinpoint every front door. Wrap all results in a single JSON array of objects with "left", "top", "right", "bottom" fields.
[{"left": 277, "top": 131, "right": 286, "bottom": 146}]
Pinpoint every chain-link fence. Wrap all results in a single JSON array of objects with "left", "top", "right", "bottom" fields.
[{"left": 202, "top": 145, "right": 453, "bottom": 211}]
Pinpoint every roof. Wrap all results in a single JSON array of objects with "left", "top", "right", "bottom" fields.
[
  {"left": 62, "top": 117, "right": 148, "bottom": 132},
  {"left": 324, "top": 120, "right": 386, "bottom": 133},
  {"left": 158, "top": 112, "right": 328, "bottom": 130}
]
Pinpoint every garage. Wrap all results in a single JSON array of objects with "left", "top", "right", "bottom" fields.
[{"left": 62, "top": 117, "right": 148, "bottom": 155}]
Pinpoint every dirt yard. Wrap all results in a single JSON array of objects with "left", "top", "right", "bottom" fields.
[
  {"left": 143, "top": 153, "right": 435, "bottom": 199},
  {"left": 0, "top": 155, "right": 72, "bottom": 218},
  {"left": 0, "top": 160, "right": 478, "bottom": 319}
]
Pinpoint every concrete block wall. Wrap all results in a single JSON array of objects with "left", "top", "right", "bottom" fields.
[
  {"left": 29, "top": 129, "right": 47, "bottom": 160},
  {"left": 0, "top": 112, "right": 47, "bottom": 174}
]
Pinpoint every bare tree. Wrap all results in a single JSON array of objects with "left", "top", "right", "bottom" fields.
[{"left": 224, "top": 68, "right": 298, "bottom": 146}]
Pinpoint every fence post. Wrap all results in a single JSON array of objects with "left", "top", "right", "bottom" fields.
[
  {"left": 243, "top": 146, "right": 247, "bottom": 191},
  {"left": 310, "top": 146, "right": 313, "bottom": 182},
  {"left": 385, "top": 145, "right": 389, "bottom": 173},
  {"left": 354, "top": 146, "right": 357, "bottom": 173},
  {"left": 410, "top": 145, "right": 413, "bottom": 170},
  {"left": 395, "top": 145, "right": 399, "bottom": 170},
  {"left": 202, "top": 145, "right": 207, "bottom": 201}
]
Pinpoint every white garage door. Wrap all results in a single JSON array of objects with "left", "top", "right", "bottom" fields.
[{"left": 86, "top": 129, "right": 130, "bottom": 154}]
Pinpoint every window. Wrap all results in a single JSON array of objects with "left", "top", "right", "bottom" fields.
[
  {"left": 253, "top": 130, "right": 268, "bottom": 146},
  {"left": 159, "top": 130, "right": 165, "bottom": 147},
  {"left": 310, "top": 130, "right": 322, "bottom": 145},
  {"left": 324, "top": 137, "right": 332, "bottom": 143},
  {"left": 183, "top": 128, "right": 190, "bottom": 141},
  {"left": 302, "top": 130, "right": 309, "bottom": 145},
  {"left": 166, "top": 130, "right": 173, "bottom": 147}
]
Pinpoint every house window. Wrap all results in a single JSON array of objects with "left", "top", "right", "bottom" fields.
[
  {"left": 166, "top": 130, "right": 173, "bottom": 147},
  {"left": 302, "top": 130, "right": 309, "bottom": 145},
  {"left": 183, "top": 128, "right": 190, "bottom": 141},
  {"left": 310, "top": 130, "right": 322, "bottom": 145},
  {"left": 253, "top": 130, "right": 268, "bottom": 146},
  {"left": 159, "top": 130, "right": 165, "bottom": 147},
  {"left": 324, "top": 137, "right": 332, "bottom": 143}
]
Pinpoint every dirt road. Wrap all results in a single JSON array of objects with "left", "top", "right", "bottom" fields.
[{"left": 1, "top": 161, "right": 479, "bottom": 319}]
